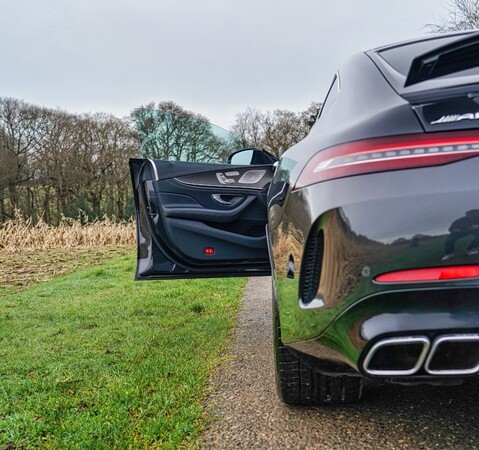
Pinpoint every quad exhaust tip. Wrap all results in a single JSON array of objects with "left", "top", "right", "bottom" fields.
[
  {"left": 362, "top": 336, "right": 430, "bottom": 376},
  {"left": 363, "top": 334, "right": 479, "bottom": 377},
  {"left": 425, "top": 334, "right": 479, "bottom": 375}
]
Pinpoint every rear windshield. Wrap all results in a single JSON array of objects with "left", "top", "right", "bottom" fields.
[{"left": 379, "top": 35, "right": 471, "bottom": 75}]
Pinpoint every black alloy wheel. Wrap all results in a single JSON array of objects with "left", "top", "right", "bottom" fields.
[{"left": 273, "top": 294, "right": 363, "bottom": 406}]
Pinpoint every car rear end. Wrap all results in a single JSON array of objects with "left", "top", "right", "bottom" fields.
[{"left": 272, "top": 31, "right": 479, "bottom": 383}]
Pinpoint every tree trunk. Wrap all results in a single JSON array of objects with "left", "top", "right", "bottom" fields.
[
  {"left": 43, "top": 187, "right": 51, "bottom": 224},
  {"left": 8, "top": 183, "right": 18, "bottom": 217},
  {"left": 0, "top": 187, "right": 6, "bottom": 222},
  {"left": 116, "top": 183, "right": 125, "bottom": 219}
]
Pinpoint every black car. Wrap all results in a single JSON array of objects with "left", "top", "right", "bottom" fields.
[{"left": 130, "top": 31, "right": 479, "bottom": 406}]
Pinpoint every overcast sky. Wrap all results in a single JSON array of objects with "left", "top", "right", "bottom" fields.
[{"left": 0, "top": 0, "right": 449, "bottom": 129}]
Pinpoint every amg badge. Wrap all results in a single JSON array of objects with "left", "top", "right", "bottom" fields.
[{"left": 431, "top": 112, "right": 479, "bottom": 125}]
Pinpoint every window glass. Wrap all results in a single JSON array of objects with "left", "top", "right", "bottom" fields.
[
  {"left": 379, "top": 35, "right": 466, "bottom": 75},
  {"left": 134, "top": 108, "right": 243, "bottom": 163},
  {"left": 315, "top": 75, "right": 339, "bottom": 122},
  {"left": 230, "top": 149, "right": 254, "bottom": 165}
]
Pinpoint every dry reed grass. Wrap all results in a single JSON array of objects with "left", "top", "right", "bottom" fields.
[
  {"left": 272, "top": 226, "right": 304, "bottom": 277},
  {"left": 0, "top": 213, "right": 135, "bottom": 254}
]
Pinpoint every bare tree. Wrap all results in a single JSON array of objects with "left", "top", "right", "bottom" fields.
[
  {"left": 134, "top": 101, "right": 235, "bottom": 162},
  {"left": 74, "top": 113, "right": 138, "bottom": 218},
  {"left": 0, "top": 98, "right": 46, "bottom": 218},
  {"left": 0, "top": 95, "right": 323, "bottom": 225},
  {"left": 230, "top": 107, "right": 265, "bottom": 148},
  {"left": 230, "top": 102, "right": 322, "bottom": 157},
  {"left": 262, "top": 109, "right": 305, "bottom": 156},
  {"left": 427, "top": 0, "right": 479, "bottom": 32},
  {"left": 34, "top": 110, "right": 83, "bottom": 222},
  {"left": 0, "top": 97, "right": 139, "bottom": 224},
  {"left": 300, "top": 102, "right": 322, "bottom": 130}
]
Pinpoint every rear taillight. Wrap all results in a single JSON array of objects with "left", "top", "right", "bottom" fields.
[
  {"left": 375, "top": 265, "right": 479, "bottom": 283},
  {"left": 295, "top": 131, "right": 479, "bottom": 189}
]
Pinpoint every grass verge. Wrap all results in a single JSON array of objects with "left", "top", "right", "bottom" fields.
[{"left": 0, "top": 251, "right": 245, "bottom": 449}]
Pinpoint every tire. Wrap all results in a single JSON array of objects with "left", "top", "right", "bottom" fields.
[{"left": 273, "top": 297, "right": 363, "bottom": 406}]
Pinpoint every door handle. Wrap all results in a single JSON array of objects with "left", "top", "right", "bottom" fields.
[{"left": 212, "top": 194, "right": 243, "bottom": 206}]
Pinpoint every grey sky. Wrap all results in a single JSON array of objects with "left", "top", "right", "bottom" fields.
[{"left": 0, "top": 0, "right": 448, "bottom": 129}]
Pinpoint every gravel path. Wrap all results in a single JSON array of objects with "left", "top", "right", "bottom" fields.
[{"left": 201, "top": 277, "right": 479, "bottom": 449}]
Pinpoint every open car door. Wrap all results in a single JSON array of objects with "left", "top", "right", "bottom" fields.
[{"left": 129, "top": 107, "right": 275, "bottom": 280}]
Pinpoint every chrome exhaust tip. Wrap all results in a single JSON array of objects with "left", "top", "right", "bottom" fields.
[
  {"left": 425, "top": 334, "right": 479, "bottom": 375},
  {"left": 362, "top": 336, "right": 430, "bottom": 376}
]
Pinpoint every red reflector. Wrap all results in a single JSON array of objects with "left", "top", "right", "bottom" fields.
[
  {"left": 375, "top": 265, "right": 479, "bottom": 283},
  {"left": 204, "top": 247, "right": 215, "bottom": 255},
  {"left": 295, "top": 130, "right": 479, "bottom": 189}
]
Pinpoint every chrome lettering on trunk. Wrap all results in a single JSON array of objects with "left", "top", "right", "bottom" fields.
[{"left": 431, "top": 112, "right": 479, "bottom": 125}]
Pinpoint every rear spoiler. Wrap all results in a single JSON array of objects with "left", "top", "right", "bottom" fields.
[{"left": 405, "top": 32, "right": 479, "bottom": 87}]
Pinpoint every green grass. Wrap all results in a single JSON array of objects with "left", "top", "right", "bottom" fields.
[{"left": 0, "top": 252, "right": 245, "bottom": 449}]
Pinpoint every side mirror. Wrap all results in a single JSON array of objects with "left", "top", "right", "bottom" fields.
[{"left": 228, "top": 147, "right": 278, "bottom": 166}]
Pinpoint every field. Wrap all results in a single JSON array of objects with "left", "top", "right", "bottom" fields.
[{"left": 0, "top": 219, "right": 245, "bottom": 449}]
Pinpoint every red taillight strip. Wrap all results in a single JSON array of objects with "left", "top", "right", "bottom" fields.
[
  {"left": 375, "top": 265, "right": 479, "bottom": 283},
  {"left": 295, "top": 131, "right": 479, "bottom": 189}
]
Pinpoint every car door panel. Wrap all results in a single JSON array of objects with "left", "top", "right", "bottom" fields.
[
  {"left": 162, "top": 218, "right": 268, "bottom": 261},
  {"left": 130, "top": 158, "right": 273, "bottom": 280}
]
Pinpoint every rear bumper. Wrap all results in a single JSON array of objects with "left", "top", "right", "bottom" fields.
[
  {"left": 270, "top": 155, "right": 479, "bottom": 378},
  {"left": 288, "top": 286, "right": 479, "bottom": 378}
]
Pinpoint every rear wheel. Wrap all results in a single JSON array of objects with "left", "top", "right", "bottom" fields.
[{"left": 273, "top": 298, "right": 363, "bottom": 406}]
